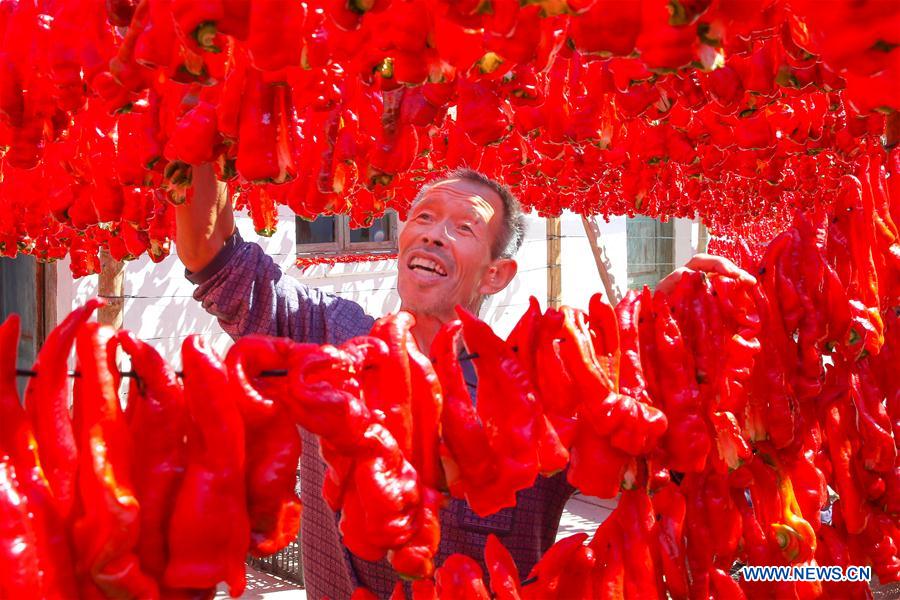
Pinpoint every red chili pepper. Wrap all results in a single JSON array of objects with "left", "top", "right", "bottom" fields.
[
  {"left": 816, "top": 523, "right": 872, "bottom": 598},
  {"left": 533, "top": 412, "right": 569, "bottom": 476},
  {"left": 747, "top": 286, "right": 796, "bottom": 447},
  {"left": 531, "top": 308, "right": 579, "bottom": 447},
  {"left": 388, "top": 485, "right": 443, "bottom": 579},
  {"left": 618, "top": 488, "right": 664, "bottom": 598},
  {"left": 435, "top": 554, "right": 491, "bottom": 599},
  {"left": 506, "top": 295, "right": 541, "bottom": 381},
  {"left": 830, "top": 174, "right": 885, "bottom": 357},
  {"left": 369, "top": 88, "right": 419, "bottom": 180},
  {"left": 172, "top": 0, "right": 225, "bottom": 53},
  {"left": 164, "top": 335, "right": 249, "bottom": 596},
  {"left": 164, "top": 100, "right": 220, "bottom": 165},
  {"left": 569, "top": 0, "right": 641, "bottom": 55},
  {"left": 651, "top": 484, "right": 689, "bottom": 599},
  {"left": 556, "top": 305, "right": 666, "bottom": 456},
  {"left": 709, "top": 566, "right": 746, "bottom": 600},
  {"left": 680, "top": 473, "right": 715, "bottom": 599},
  {"left": 246, "top": 0, "right": 305, "bottom": 72},
  {"left": 0, "top": 52, "right": 24, "bottom": 127},
  {"left": 431, "top": 320, "right": 508, "bottom": 515},
  {"left": 404, "top": 319, "right": 444, "bottom": 491},
  {"left": 133, "top": 0, "right": 173, "bottom": 69},
  {"left": 457, "top": 307, "right": 540, "bottom": 496},
  {"left": 226, "top": 335, "right": 303, "bottom": 558},
  {"left": 0, "top": 452, "right": 41, "bottom": 599},
  {"left": 22, "top": 298, "right": 104, "bottom": 522},
  {"left": 823, "top": 392, "right": 869, "bottom": 535},
  {"left": 117, "top": 331, "right": 192, "bottom": 591},
  {"left": 747, "top": 451, "right": 816, "bottom": 565},
  {"left": 343, "top": 423, "right": 420, "bottom": 559},
  {"left": 107, "top": 0, "right": 151, "bottom": 96},
  {"left": 352, "top": 587, "right": 380, "bottom": 600},
  {"left": 851, "top": 358, "right": 896, "bottom": 473},
  {"left": 783, "top": 447, "right": 827, "bottom": 533},
  {"left": 286, "top": 344, "right": 372, "bottom": 453},
  {"left": 236, "top": 68, "right": 295, "bottom": 184},
  {"left": 367, "top": 313, "right": 415, "bottom": 457},
  {"left": 46, "top": 2, "right": 90, "bottom": 113},
  {"left": 412, "top": 578, "right": 439, "bottom": 600},
  {"left": 71, "top": 323, "right": 158, "bottom": 598},
  {"left": 104, "top": 0, "right": 139, "bottom": 25},
  {"left": 567, "top": 421, "right": 629, "bottom": 498},
  {"left": 858, "top": 509, "right": 900, "bottom": 584},
  {"left": 485, "top": 534, "right": 522, "bottom": 600},
  {"left": 651, "top": 292, "right": 711, "bottom": 472},
  {"left": 146, "top": 195, "right": 174, "bottom": 262},
  {"left": 456, "top": 78, "right": 510, "bottom": 147},
  {"left": 587, "top": 293, "right": 620, "bottom": 383},
  {"left": 246, "top": 185, "right": 279, "bottom": 237},
  {"left": 521, "top": 533, "right": 591, "bottom": 598},
  {"left": 0, "top": 315, "right": 78, "bottom": 598},
  {"left": 216, "top": 48, "right": 248, "bottom": 142},
  {"left": 585, "top": 508, "right": 619, "bottom": 597},
  {"left": 553, "top": 307, "right": 617, "bottom": 421}
]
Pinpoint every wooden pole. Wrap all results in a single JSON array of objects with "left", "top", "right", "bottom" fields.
[
  {"left": 698, "top": 221, "right": 709, "bottom": 254},
  {"left": 887, "top": 112, "right": 899, "bottom": 149},
  {"left": 580, "top": 215, "right": 622, "bottom": 305},
  {"left": 547, "top": 217, "right": 561, "bottom": 309},
  {"left": 97, "top": 249, "right": 125, "bottom": 329}
]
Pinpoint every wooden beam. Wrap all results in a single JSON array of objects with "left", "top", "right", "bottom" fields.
[
  {"left": 547, "top": 217, "right": 561, "bottom": 309},
  {"left": 97, "top": 249, "right": 125, "bottom": 329},
  {"left": 581, "top": 215, "right": 622, "bottom": 306}
]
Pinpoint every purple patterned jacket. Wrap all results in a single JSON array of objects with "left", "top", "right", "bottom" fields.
[{"left": 187, "top": 231, "right": 574, "bottom": 599}]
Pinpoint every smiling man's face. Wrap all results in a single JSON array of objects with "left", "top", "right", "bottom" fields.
[{"left": 397, "top": 178, "right": 516, "bottom": 322}]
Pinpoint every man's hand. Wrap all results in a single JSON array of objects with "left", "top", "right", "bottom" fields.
[
  {"left": 175, "top": 163, "right": 235, "bottom": 273},
  {"left": 655, "top": 253, "right": 757, "bottom": 295}
]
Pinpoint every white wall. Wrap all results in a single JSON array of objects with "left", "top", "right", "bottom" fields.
[
  {"left": 480, "top": 211, "right": 547, "bottom": 338},
  {"left": 559, "top": 211, "right": 628, "bottom": 309},
  {"left": 54, "top": 206, "right": 547, "bottom": 360},
  {"left": 673, "top": 217, "right": 696, "bottom": 267},
  {"left": 53, "top": 207, "right": 697, "bottom": 363}
]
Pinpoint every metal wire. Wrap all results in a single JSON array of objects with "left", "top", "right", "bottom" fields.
[
  {"left": 13, "top": 367, "right": 293, "bottom": 379},
  {"left": 13, "top": 362, "right": 482, "bottom": 380}
]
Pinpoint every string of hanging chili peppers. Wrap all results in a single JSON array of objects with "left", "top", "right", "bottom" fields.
[
  {"left": 1, "top": 0, "right": 899, "bottom": 275},
  {"left": 4, "top": 174, "right": 900, "bottom": 596}
]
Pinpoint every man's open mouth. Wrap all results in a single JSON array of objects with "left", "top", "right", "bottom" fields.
[{"left": 408, "top": 256, "right": 448, "bottom": 276}]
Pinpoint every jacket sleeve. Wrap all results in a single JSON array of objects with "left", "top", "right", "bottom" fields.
[{"left": 186, "top": 230, "right": 374, "bottom": 344}]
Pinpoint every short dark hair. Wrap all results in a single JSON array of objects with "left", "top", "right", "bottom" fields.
[{"left": 412, "top": 168, "right": 526, "bottom": 259}]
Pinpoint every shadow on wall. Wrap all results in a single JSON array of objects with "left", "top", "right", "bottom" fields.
[{"left": 292, "top": 261, "right": 401, "bottom": 321}]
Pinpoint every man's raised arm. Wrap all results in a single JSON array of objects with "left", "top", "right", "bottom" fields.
[
  {"left": 174, "top": 164, "right": 373, "bottom": 344},
  {"left": 175, "top": 163, "right": 235, "bottom": 273}
]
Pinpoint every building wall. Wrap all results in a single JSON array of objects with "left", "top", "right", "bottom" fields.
[
  {"left": 559, "top": 211, "right": 628, "bottom": 309},
  {"left": 53, "top": 206, "right": 699, "bottom": 364}
]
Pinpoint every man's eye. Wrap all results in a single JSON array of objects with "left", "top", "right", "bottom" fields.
[
  {"left": 459, "top": 224, "right": 473, "bottom": 233},
  {"left": 416, "top": 213, "right": 432, "bottom": 222}
]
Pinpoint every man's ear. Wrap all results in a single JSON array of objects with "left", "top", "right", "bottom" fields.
[{"left": 479, "top": 258, "right": 518, "bottom": 296}]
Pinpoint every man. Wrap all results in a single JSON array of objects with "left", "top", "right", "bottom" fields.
[{"left": 177, "top": 163, "right": 753, "bottom": 598}]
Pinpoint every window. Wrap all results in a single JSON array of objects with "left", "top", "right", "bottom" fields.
[
  {"left": 626, "top": 216, "right": 674, "bottom": 290},
  {"left": 296, "top": 211, "right": 399, "bottom": 256}
]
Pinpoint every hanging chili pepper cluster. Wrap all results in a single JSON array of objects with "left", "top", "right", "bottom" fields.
[
  {"left": 0, "top": 301, "right": 308, "bottom": 598},
  {"left": 4, "top": 155, "right": 898, "bottom": 597},
  {"left": 0, "top": 0, "right": 898, "bottom": 274},
  {"left": 345, "top": 152, "right": 900, "bottom": 597},
  {"left": 295, "top": 251, "right": 397, "bottom": 271}
]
